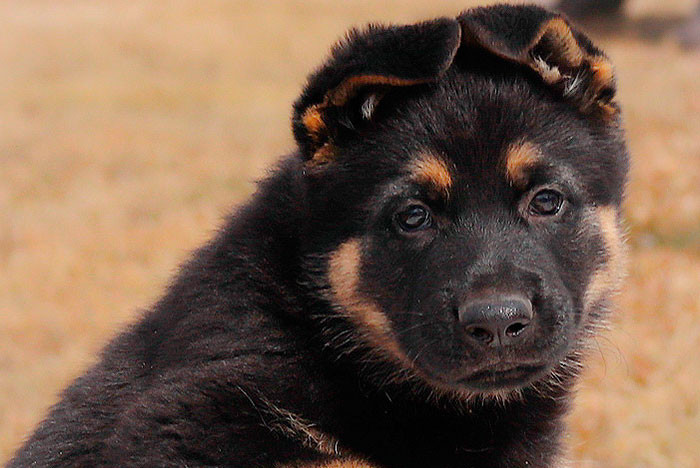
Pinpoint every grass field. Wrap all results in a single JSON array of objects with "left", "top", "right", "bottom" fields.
[{"left": 1, "top": 1, "right": 698, "bottom": 466}]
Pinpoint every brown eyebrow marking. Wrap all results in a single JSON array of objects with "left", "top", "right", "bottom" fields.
[
  {"left": 505, "top": 140, "right": 542, "bottom": 187},
  {"left": 409, "top": 153, "right": 453, "bottom": 198}
]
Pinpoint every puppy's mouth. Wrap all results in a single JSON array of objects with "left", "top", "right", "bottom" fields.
[
  {"left": 415, "top": 353, "right": 553, "bottom": 393},
  {"left": 456, "top": 363, "right": 548, "bottom": 391}
]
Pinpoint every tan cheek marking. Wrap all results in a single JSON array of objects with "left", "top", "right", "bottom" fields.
[
  {"left": 410, "top": 154, "right": 453, "bottom": 197},
  {"left": 505, "top": 140, "right": 541, "bottom": 186},
  {"left": 328, "top": 239, "right": 408, "bottom": 364},
  {"left": 583, "top": 206, "right": 626, "bottom": 313}
]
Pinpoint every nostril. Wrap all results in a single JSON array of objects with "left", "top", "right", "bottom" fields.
[
  {"left": 504, "top": 320, "right": 529, "bottom": 338},
  {"left": 465, "top": 326, "right": 494, "bottom": 344}
]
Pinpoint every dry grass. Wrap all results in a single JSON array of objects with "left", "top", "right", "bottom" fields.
[{"left": 1, "top": 1, "right": 698, "bottom": 466}]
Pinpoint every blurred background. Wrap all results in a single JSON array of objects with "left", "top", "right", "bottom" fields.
[{"left": 1, "top": 1, "right": 698, "bottom": 466}]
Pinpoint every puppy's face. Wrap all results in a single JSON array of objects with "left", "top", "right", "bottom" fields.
[{"left": 296, "top": 7, "right": 628, "bottom": 397}]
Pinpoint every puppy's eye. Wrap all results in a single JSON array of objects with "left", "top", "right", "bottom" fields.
[
  {"left": 528, "top": 189, "right": 564, "bottom": 216},
  {"left": 396, "top": 205, "right": 432, "bottom": 232}
]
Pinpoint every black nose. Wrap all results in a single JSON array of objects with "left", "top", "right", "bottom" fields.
[{"left": 458, "top": 294, "right": 533, "bottom": 346}]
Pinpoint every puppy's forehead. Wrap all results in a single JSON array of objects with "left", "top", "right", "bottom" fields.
[
  {"left": 402, "top": 141, "right": 545, "bottom": 199},
  {"left": 358, "top": 66, "right": 624, "bottom": 206},
  {"left": 388, "top": 76, "right": 588, "bottom": 191}
]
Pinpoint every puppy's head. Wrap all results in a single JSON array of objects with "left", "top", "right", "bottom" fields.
[{"left": 295, "top": 5, "right": 628, "bottom": 399}]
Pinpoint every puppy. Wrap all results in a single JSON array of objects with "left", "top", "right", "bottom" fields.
[{"left": 8, "top": 5, "right": 628, "bottom": 468}]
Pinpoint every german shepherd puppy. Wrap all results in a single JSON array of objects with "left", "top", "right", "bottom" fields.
[{"left": 8, "top": 5, "right": 628, "bottom": 468}]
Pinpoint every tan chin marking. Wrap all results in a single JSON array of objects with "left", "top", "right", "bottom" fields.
[
  {"left": 505, "top": 140, "right": 541, "bottom": 187},
  {"left": 327, "top": 239, "right": 408, "bottom": 365},
  {"left": 410, "top": 153, "right": 453, "bottom": 198},
  {"left": 583, "top": 206, "right": 626, "bottom": 314}
]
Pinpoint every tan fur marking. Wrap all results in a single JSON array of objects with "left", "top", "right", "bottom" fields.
[
  {"left": 328, "top": 239, "right": 408, "bottom": 364},
  {"left": 583, "top": 206, "right": 626, "bottom": 313},
  {"left": 410, "top": 154, "right": 453, "bottom": 197},
  {"left": 313, "top": 460, "right": 377, "bottom": 468},
  {"left": 590, "top": 57, "right": 615, "bottom": 91},
  {"left": 279, "top": 458, "right": 378, "bottom": 468},
  {"left": 505, "top": 141, "right": 541, "bottom": 186},
  {"left": 309, "top": 142, "right": 336, "bottom": 166},
  {"left": 532, "top": 56, "right": 562, "bottom": 84},
  {"left": 524, "top": 18, "right": 584, "bottom": 67},
  {"left": 302, "top": 75, "right": 429, "bottom": 151},
  {"left": 543, "top": 18, "right": 585, "bottom": 66},
  {"left": 302, "top": 104, "right": 326, "bottom": 140},
  {"left": 261, "top": 398, "right": 341, "bottom": 456},
  {"left": 327, "top": 75, "right": 428, "bottom": 107}
]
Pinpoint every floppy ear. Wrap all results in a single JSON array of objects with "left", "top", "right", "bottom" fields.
[
  {"left": 293, "top": 18, "right": 462, "bottom": 163},
  {"left": 459, "top": 5, "right": 617, "bottom": 114}
]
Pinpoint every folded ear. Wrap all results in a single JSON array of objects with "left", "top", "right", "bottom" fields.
[
  {"left": 459, "top": 5, "right": 617, "bottom": 114},
  {"left": 293, "top": 18, "right": 462, "bottom": 163}
]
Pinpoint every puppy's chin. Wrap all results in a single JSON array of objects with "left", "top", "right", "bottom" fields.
[
  {"left": 453, "top": 366, "right": 557, "bottom": 404},
  {"left": 413, "top": 359, "right": 558, "bottom": 402}
]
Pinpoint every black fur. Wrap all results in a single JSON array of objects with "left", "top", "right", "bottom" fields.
[{"left": 8, "top": 5, "right": 628, "bottom": 468}]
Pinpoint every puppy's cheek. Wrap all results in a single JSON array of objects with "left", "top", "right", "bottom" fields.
[
  {"left": 582, "top": 206, "right": 626, "bottom": 319},
  {"left": 327, "top": 239, "right": 411, "bottom": 368}
]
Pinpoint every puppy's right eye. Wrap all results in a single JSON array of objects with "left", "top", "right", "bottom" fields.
[
  {"left": 528, "top": 189, "right": 564, "bottom": 217},
  {"left": 396, "top": 205, "right": 432, "bottom": 232}
]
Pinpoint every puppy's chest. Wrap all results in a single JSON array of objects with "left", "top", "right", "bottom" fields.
[{"left": 270, "top": 395, "right": 553, "bottom": 468}]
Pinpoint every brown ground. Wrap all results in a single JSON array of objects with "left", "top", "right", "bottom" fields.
[{"left": 1, "top": 1, "right": 698, "bottom": 466}]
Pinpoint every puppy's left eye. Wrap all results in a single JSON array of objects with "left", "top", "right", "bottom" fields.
[
  {"left": 528, "top": 189, "right": 564, "bottom": 216},
  {"left": 396, "top": 205, "right": 432, "bottom": 232}
]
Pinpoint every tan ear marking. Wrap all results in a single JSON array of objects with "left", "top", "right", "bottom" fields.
[
  {"left": 531, "top": 18, "right": 585, "bottom": 67},
  {"left": 308, "top": 142, "right": 336, "bottom": 166},
  {"left": 505, "top": 141, "right": 541, "bottom": 186},
  {"left": 327, "top": 239, "right": 408, "bottom": 365},
  {"left": 589, "top": 57, "right": 615, "bottom": 94},
  {"left": 410, "top": 154, "right": 453, "bottom": 197},
  {"left": 327, "top": 74, "right": 427, "bottom": 107},
  {"left": 302, "top": 104, "right": 326, "bottom": 141},
  {"left": 301, "top": 75, "right": 429, "bottom": 159}
]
